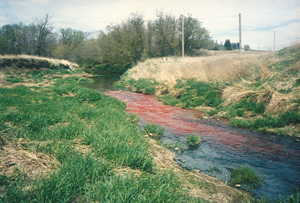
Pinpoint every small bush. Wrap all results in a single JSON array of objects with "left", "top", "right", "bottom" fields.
[
  {"left": 229, "top": 166, "right": 263, "bottom": 190},
  {"left": 186, "top": 135, "right": 201, "bottom": 149}
]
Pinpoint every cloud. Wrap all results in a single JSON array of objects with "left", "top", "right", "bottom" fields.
[{"left": 0, "top": 0, "right": 299, "bottom": 49}]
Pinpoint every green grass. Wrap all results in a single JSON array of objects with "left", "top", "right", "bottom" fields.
[
  {"left": 5, "top": 76, "right": 24, "bottom": 83},
  {"left": 0, "top": 70, "right": 206, "bottom": 202},
  {"left": 250, "top": 191, "right": 300, "bottom": 203},
  {"left": 84, "top": 172, "right": 204, "bottom": 203},
  {"left": 157, "top": 80, "right": 223, "bottom": 109},
  {"left": 118, "top": 78, "right": 223, "bottom": 108},
  {"left": 186, "top": 135, "right": 201, "bottom": 149},
  {"left": 174, "top": 80, "right": 223, "bottom": 108},
  {"left": 159, "top": 95, "right": 181, "bottom": 106},
  {"left": 230, "top": 111, "right": 300, "bottom": 131},
  {"left": 273, "top": 45, "right": 300, "bottom": 72},
  {"left": 116, "top": 78, "right": 159, "bottom": 94},
  {"left": 229, "top": 166, "right": 263, "bottom": 190},
  {"left": 144, "top": 124, "right": 164, "bottom": 139},
  {"left": 227, "top": 96, "right": 267, "bottom": 117}
]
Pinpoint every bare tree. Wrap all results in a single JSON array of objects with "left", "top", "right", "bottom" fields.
[{"left": 35, "top": 14, "right": 53, "bottom": 56}]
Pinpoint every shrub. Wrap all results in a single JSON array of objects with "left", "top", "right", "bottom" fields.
[
  {"left": 186, "top": 135, "right": 201, "bottom": 149},
  {"left": 229, "top": 166, "right": 263, "bottom": 190}
]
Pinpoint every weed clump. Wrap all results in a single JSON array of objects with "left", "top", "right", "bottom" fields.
[
  {"left": 144, "top": 124, "right": 164, "bottom": 139},
  {"left": 229, "top": 166, "right": 263, "bottom": 190},
  {"left": 187, "top": 135, "right": 201, "bottom": 149}
]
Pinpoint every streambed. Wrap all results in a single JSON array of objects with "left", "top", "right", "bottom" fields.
[{"left": 88, "top": 76, "right": 300, "bottom": 200}]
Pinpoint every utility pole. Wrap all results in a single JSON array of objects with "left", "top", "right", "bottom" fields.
[
  {"left": 273, "top": 31, "right": 276, "bottom": 51},
  {"left": 181, "top": 15, "right": 185, "bottom": 57},
  {"left": 239, "top": 13, "right": 242, "bottom": 51}
]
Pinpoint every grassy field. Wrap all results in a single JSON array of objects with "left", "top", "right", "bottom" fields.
[
  {"left": 0, "top": 66, "right": 249, "bottom": 202},
  {"left": 118, "top": 45, "right": 300, "bottom": 137}
]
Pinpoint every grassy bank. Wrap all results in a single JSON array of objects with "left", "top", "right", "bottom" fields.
[
  {"left": 0, "top": 67, "right": 251, "bottom": 202},
  {"left": 0, "top": 55, "right": 79, "bottom": 70},
  {"left": 117, "top": 45, "right": 300, "bottom": 137}
]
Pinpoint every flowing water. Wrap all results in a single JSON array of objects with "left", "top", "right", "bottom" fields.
[{"left": 88, "top": 77, "right": 300, "bottom": 200}]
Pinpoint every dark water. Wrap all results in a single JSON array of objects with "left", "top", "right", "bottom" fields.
[
  {"left": 84, "top": 75, "right": 120, "bottom": 92},
  {"left": 88, "top": 78, "right": 300, "bottom": 200}
]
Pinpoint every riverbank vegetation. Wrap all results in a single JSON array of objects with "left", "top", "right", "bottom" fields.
[
  {"left": 0, "top": 67, "right": 252, "bottom": 202},
  {"left": 118, "top": 44, "right": 300, "bottom": 137},
  {"left": 144, "top": 124, "right": 164, "bottom": 139},
  {"left": 187, "top": 135, "right": 202, "bottom": 149},
  {"left": 229, "top": 166, "right": 263, "bottom": 190}
]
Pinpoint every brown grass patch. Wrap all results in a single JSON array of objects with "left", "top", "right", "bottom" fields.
[
  {"left": 0, "top": 72, "right": 5, "bottom": 84},
  {"left": 113, "top": 167, "right": 142, "bottom": 177},
  {"left": 222, "top": 81, "right": 272, "bottom": 106},
  {"left": 127, "top": 52, "right": 272, "bottom": 87},
  {"left": 0, "top": 140, "right": 59, "bottom": 179},
  {"left": 0, "top": 81, "right": 52, "bottom": 88},
  {"left": 267, "top": 91, "right": 298, "bottom": 114},
  {"left": 60, "top": 73, "right": 93, "bottom": 78},
  {"left": 73, "top": 139, "right": 92, "bottom": 155},
  {"left": 148, "top": 138, "right": 248, "bottom": 203}
]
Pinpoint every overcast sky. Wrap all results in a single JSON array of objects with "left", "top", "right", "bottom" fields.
[{"left": 0, "top": 0, "right": 299, "bottom": 50}]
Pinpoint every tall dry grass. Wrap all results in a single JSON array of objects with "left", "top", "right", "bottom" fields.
[
  {"left": 0, "top": 54, "right": 79, "bottom": 70},
  {"left": 127, "top": 52, "right": 272, "bottom": 87}
]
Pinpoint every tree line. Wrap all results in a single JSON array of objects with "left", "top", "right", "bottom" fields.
[{"left": 0, "top": 13, "right": 246, "bottom": 72}]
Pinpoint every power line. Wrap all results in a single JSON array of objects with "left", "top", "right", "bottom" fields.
[
  {"left": 273, "top": 31, "right": 276, "bottom": 51},
  {"left": 181, "top": 15, "right": 185, "bottom": 58},
  {"left": 239, "top": 13, "right": 242, "bottom": 51}
]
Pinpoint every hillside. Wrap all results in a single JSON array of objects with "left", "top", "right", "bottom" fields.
[{"left": 118, "top": 45, "right": 300, "bottom": 137}]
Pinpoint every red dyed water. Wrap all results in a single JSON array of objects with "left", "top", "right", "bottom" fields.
[{"left": 106, "top": 90, "right": 299, "bottom": 158}]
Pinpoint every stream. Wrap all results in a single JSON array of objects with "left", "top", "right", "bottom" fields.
[{"left": 87, "top": 76, "right": 300, "bottom": 200}]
